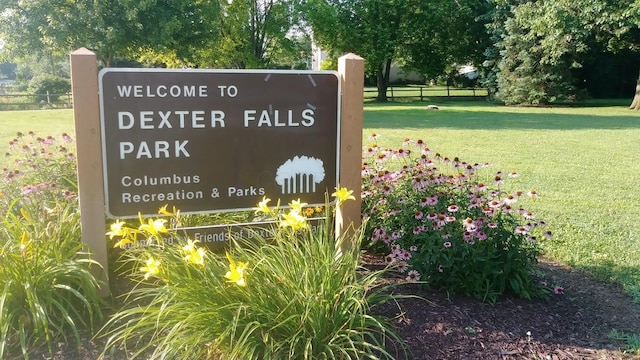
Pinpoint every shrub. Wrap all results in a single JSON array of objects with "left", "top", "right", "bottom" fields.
[
  {"left": 27, "top": 75, "right": 71, "bottom": 102},
  {"left": 102, "top": 192, "right": 407, "bottom": 359},
  {"left": 361, "top": 136, "right": 553, "bottom": 302},
  {"left": 0, "top": 132, "right": 104, "bottom": 357}
]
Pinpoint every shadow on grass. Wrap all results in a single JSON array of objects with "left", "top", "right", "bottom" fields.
[{"left": 364, "top": 101, "right": 640, "bottom": 131}]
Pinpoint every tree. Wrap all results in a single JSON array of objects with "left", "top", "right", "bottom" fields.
[
  {"left": 197, "top": 0, "right": 302, "bottom": 69},
  {"left": 302, "top": 0, "right": 489, "bottom": 102},
  {"left": 486, "top": 0, "right": 640, "bottom": 106},
  {"left": 0, "top": 0, "right": 221, "bottom": 67},
  {"left": 493, "top": 0, "right": 590, "bottom": 105}
]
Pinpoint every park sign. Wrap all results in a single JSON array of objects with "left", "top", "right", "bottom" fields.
[{"left": 99, "top": 68, "right": 340, "bottom": 218}]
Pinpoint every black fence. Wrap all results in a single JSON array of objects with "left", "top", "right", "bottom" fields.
[
  {"left": 364, "top": 86, "right": 489, "bottom": 101},
  {"left": 0, "top": 92, "right": 72, "bottom": 110}
]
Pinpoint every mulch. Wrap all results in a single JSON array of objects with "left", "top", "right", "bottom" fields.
[
  {"left": 369, "top": 256, "right": 640, "bottom": 359},
  {"left": 12, "top": 257, "right": 640, "bottom": 360}
]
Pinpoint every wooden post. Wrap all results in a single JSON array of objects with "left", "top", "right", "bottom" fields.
[
  {"left": 70, "top": 48, "right": 109, "bottom": 296},
  {"left": 336, "top": 54, "right": 364, "bottom": 244}
]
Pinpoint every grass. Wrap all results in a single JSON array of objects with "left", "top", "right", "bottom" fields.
[
  {"left": 1, "top": 102, "right": 639, "bottom": 302},
  {"left": 364, "top": 99, "right": 640, "bottom": 301}
]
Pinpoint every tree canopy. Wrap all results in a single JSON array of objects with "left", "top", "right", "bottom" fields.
[
  {"left": 301, "top": 0, "right": 489, "bottom": 101},
  {"left": 1, "top": 0, "right": 639, "bottom": 105}
]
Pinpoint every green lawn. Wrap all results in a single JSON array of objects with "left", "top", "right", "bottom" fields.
[
  {"left": 1, "top": 102, "right": 639, "bottom": 301},
  {"left": 364, "top": 100, "right": 640, "bottom": 301}
]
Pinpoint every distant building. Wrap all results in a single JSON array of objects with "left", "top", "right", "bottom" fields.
[{"left": 311, "top": 43, "right": 423, "bottom": 83}]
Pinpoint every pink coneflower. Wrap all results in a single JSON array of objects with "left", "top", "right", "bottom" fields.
[
  {"left": 503, "top": 194, "right": 517, "bottom": 204},
  {"left": 426, "top": 212, "right": 437, "bottom": 221},
  {"left": 515, "top": 226, "right": 528, "bottom": 234},
  {"left": 494, "top": 175, "right": 504, "bottom": 185},
  {"left": 441, "top": 232, "right": 452, "bottom": 239},
  {"left": 477, "top": 182, "right": 487, "bottom": 191},
  {"left": 438, "top": 265, "right": 444, "bottom": 273},
  {"left": 369, "top": 133, "right": 379, "bottom": 141},
  {"left": 443, "top": 241, "right": 452, "bottom": 248},
  {"left": 414, "top": 211, "right": 424, "bottom": 220},
  {"left": 384, "top": 255, "right": 395, "bottom": 264},
  {"left": 406, "top": 270, "right": 421, "bottom": 282},
  {"left": 376, "top": 152, "right": 389, "bottom": 162},
  {"left": 415, "top": 139, "right": 426, "bottom": 148},
  {"left": 426, "top": 195, "right": 438, "bottom": 206},
  {"left": 488, "top": 222, "right": 498, "bottom": 229},
  {"left": 488, "top": 200, "right": 502, "bottom": 209},
  {"left": 508, "top": 171, "right": 519, "bottom": 178},
  {"left": 365, "top": 147, "right": 376, "bottom": 157},
  {"left": 21, "top": 185, "right": 37, "bottom": 195},
  {"left": 554, "top": 286, "right": 564, "bottom": 295},
  {"left": 402, "top": 138, "right": 413, "bottom": 147},
  {"left": 410, "top": 245, "right": 418, "bottom": 252},
  {"left": 412, "top": 226, "right": 422, "bottom": 235},
  {"left": 447, "top": 204, "right": 459, "bottom": 213},
  {"left": 445, "top": 215, "right": 456, "bottom": 223},
  {"left": 502, "top": 205, "right": 513, "bottom": 213},
  {"left": 391, "top": 231, "right": 402, "bottom": 240},
  {"left": 527, "top": 189, "right": 539, "bottom": 197},
  {"left": 523, "top": 211, "right": 535, "bottom": 220},
  {"left": 400, "top": 250, "right": 412, "bottom": 261},
  {"left": 476, "top": 231, "right": 487, "bottom": 240},
  {"left": 396, "top": 261, "right": 409, "bottom": 273},
  {"left": 61, "top": 132, "right": 73, "bottom": 143},
  {"left": 537, "top": 220, "right": 548, "bottom": 227},
  {"left": 421, "top": 147, "right": 432, "bottom": 156},
  {"left": 382, "top": 185, "right": 393, "bottom": 196},
  {"left": 394, "top": 148, "right": 410, "bottom": 158},
  {"left": 543, "top": 231, "right": 553, "bottom": 239}
]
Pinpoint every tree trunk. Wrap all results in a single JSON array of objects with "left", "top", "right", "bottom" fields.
[
  {"left": 629, "top": 67, "right": 640, "bottom": 110},
  {"left": 376, "top": 59, "right": 392, "bottom": 102}
]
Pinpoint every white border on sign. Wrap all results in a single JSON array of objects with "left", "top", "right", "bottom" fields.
[{"left": 98, "top": 68, "right": 342, "bottom": 218}]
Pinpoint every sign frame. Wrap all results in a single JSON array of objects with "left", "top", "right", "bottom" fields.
[{"left": 98, "top": 68, "right": 341, "bottom": 219}]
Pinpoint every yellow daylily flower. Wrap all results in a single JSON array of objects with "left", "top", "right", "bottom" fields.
[
  {"left": 106, "top": 220, "right": 126, "bottom": 239},
  {"left": 289, "top": 199, "right": 308, "bottom": 212},
  {"left": 279, "top": 209, "right": 309, "bottom": 231},
  {"left": 332, "top": 187, "right": 356, "bottom": 205},
  {"left": 140, "top": 256, "right": 161, "bottom": 280},
  {"left": 254, "top": 196, "right": 271, "bottom": 214},
  {"left": 20, "top": 208, "right": 31, "bottom": 222},
  {"left": 183, "top": 239, "right": 205, "bottom": 266},
  {"left": 113, "top": 237, "right": 133, "bottom": 249},
  {"left": 139, "top": 218, "right": 168, "bottom": 236},
  {"left": 19, "top": 232, "right": 29, "bottom": 252},
  {"left": 225, "top": 252, "right": 248, "bottom": 287},
  {"left": 158, "top": 205, "right": 173, "bottom": 217}
]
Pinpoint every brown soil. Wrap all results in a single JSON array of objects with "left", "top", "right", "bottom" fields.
[
  {"left": 369, "top": 256, "right": 640, "bottom": 360},
  {"left": 13, "top": 257, "right": 640, "bottom": 360}
]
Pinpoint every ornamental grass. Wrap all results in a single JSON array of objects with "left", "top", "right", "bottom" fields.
[{"left": 102, "top": 192, "right": 407, "bottom": 359}]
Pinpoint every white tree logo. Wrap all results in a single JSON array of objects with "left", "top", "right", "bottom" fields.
[{"left": 275, "top": 155, "right": 325, "bottom": 194}]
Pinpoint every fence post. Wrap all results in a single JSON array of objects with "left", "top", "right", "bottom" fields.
[
  {"left": 70, "top": 48, "right": 109, "bottom": 296},
  {"left": 420, "top": 87, "right": 423, "bottom": 102},
  {"left": 46, "top": 91, "right": 50, "bottom": 104},
  {"left": 337, "top": 53, "right": 364, "bottom": 248},
  {"left": 390, "top": 86, "right": 394, "bottom": 101}
]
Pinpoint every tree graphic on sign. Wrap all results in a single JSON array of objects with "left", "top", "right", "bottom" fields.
[{"left": 275, "top": 155, "right": 325, "bottom": 194}]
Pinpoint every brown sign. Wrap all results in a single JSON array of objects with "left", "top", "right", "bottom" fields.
[{"left": 99, "top": 69, "right": 340, "bottom": 218}]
